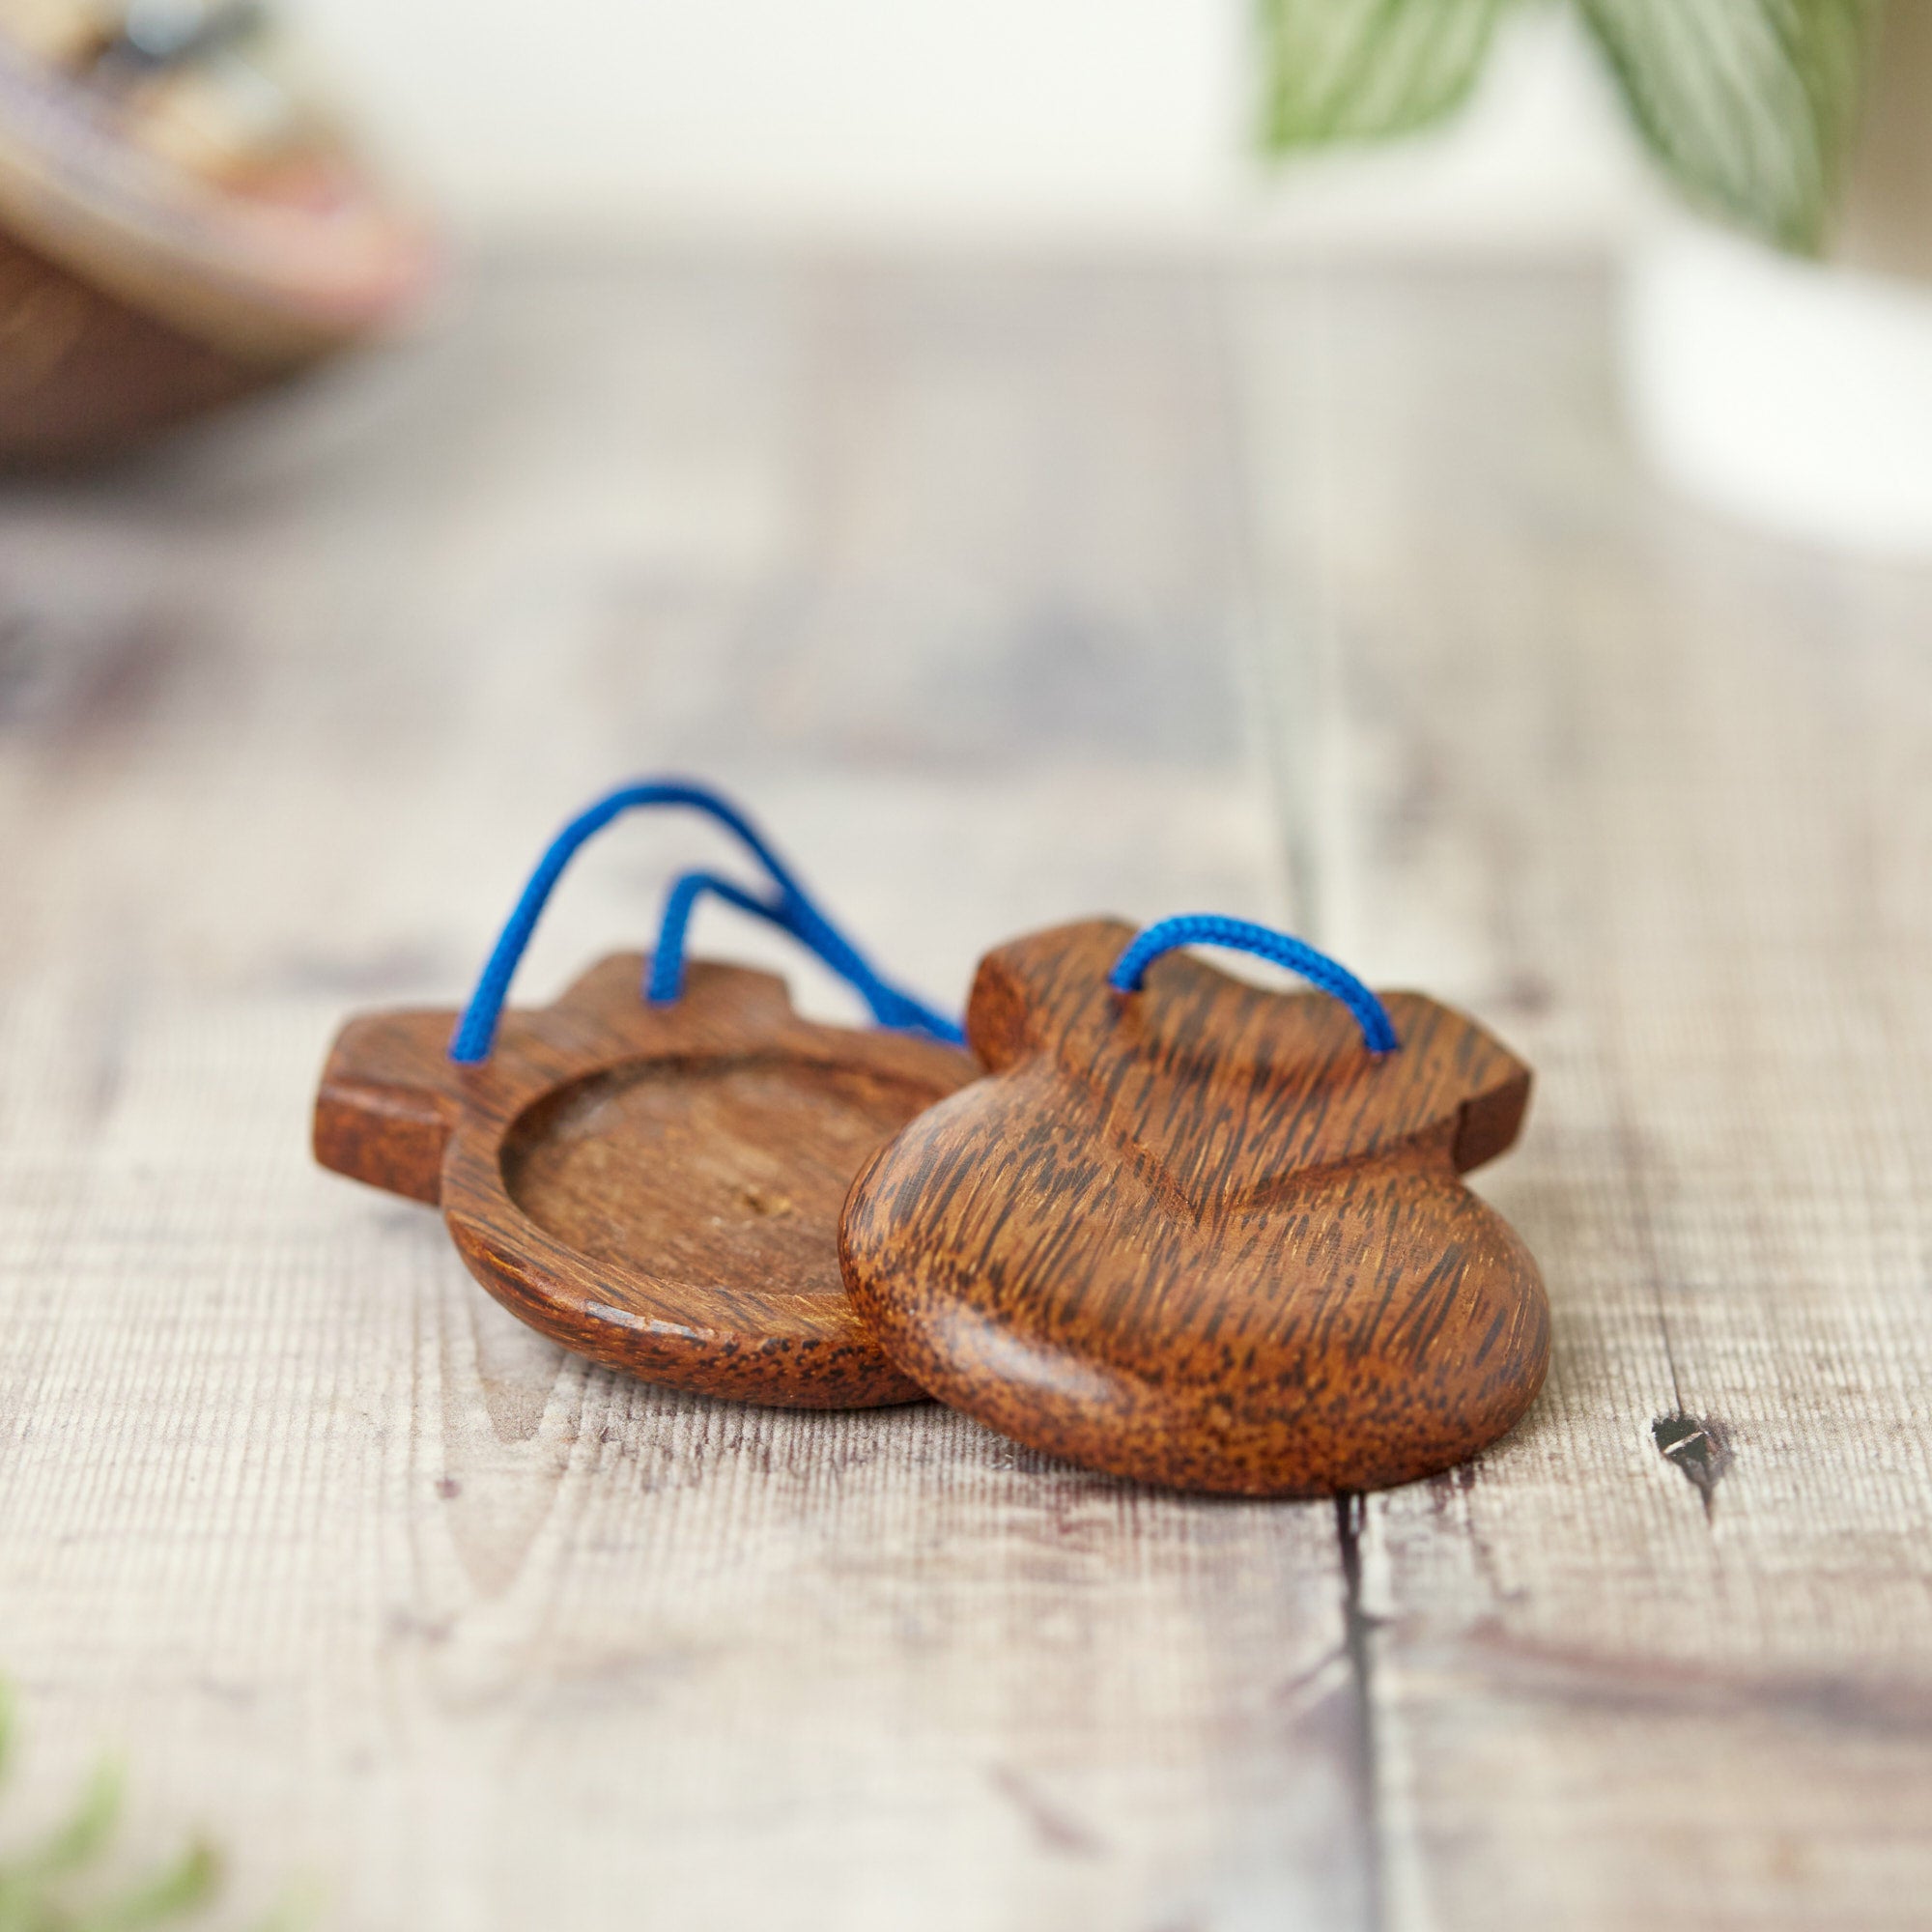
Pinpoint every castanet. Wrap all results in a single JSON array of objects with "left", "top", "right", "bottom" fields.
[
  {"left": 838, "top": 918, "right": 1548, "bottom": 1495},
  {"left": 314, "top": 952, "right": 974, "bottom": 1407}
]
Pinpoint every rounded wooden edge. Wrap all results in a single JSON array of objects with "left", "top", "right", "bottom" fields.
[
  {"left": 437, "top": 1032, "right": 973, "bottom": 1410},
  {"left": 843, "top": 1273, "right": 1551, "bottom": 1495},
  {"left": 839, "top": 1145, "right": 1553, "bottom": 1496},
  {"left": 445, "top": 1196, "right": 928, "bottom": 1410}
]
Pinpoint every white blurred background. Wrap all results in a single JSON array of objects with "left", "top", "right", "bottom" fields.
[{"left": 290, "top": 0, "right": 1658, "bottom": 248}]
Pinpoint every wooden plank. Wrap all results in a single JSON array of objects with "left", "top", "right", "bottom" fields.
[
  {"left": 1233, "top": 262, "right": 1932, "bottom": 1930},
  {"left": 0, "top": 256, "right": 1367, "bottom": 1928}
]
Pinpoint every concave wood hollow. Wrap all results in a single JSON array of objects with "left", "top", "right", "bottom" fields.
[
  {"left": 314, "top": 952, "right": 975, "bottom": 1406},
  {"left": 839, "top": 919, "right": 1549, "bottom": 1494}
]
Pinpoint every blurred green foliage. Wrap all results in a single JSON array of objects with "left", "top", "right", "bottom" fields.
[
  {"left": 1259, "top": 0, "right": 1884, "bottom": 252},
  {"left": 0, "top": 1685, "right": 289, "bottom": 1932}
]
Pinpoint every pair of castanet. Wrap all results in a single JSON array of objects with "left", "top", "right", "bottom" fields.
[{"left": 315, "top": 908, "right": 1548, "bottom": 1497}]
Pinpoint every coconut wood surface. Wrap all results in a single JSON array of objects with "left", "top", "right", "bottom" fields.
[
  {"left": 315, "top": 952, "right": 974, "bottom": 1406},
  {"left": 3, "top": 258, "right": 1930, "bottom": 1932},
  {"left": 842, "top": 918, "right": 1546, "bottom": 1494}
]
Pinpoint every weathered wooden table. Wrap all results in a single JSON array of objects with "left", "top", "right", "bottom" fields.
[{"left": 2, "top": 256, "right": 1927, "bottom": 1930}]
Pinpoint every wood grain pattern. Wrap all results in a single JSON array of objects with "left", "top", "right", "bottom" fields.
[
  {"left": 316, "top": 951, "right": 973, "bottom": 1406},
  {"left": 1235, "top": 262, "right": 1932, "bottom": 1929},
  {"left": 842, "top": 917, "right": 1546, "bottom": 1494},
  {"left": 1, "top": 253, "right": 1927, "bottom": 1932},
  {"left": 0, "top": 255, "right": 1348, "bottom": 1932}
]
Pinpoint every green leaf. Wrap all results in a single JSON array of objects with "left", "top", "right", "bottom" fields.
[
  {"left": 0, "top": 1684, "right": 238, "bottom": 1932},
  {"left": 25, "top": 1761, "right": 124, "bottom": 1882},
  {"left": 0, "top": 1758, "right": 124, "bottom": 1931},
  {"left": 1579, "top": 0, "right": 1882, "bottom": 252},
  {"left": 1259, "top": 0, "right": 1518, "bottom": 148},
  {"left": 74, "top": 1840, "right": 219, "bottom": 1931}
]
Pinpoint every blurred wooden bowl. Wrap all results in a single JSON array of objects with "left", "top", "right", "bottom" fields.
[{"left": 0, "top": 2, "right": 432, "bottom": 463}]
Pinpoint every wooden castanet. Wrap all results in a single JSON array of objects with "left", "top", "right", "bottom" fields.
[
  {"left": 314, "top": 952, "right": 975, "bottom": 1407},
  {"left": 839, "top": 919, "right": 1548, "bottom": 1494}
]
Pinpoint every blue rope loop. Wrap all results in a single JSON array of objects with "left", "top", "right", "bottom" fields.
[
  {"left": 1107, "top": 914, "right": 1400, "bottom": 1057},
  {"left": 645, "top": 869, "right": 791, "bottom": 1007},
  {"left": 644, "top": 867, "right": 964, "bottom": 1043},
  {"left": 447, "top": 779, "right": 965, "bottom": 1063}
]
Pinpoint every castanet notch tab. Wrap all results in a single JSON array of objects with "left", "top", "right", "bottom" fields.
[{"left": 315, "top": 952, "right": 973, "bottom": 1407}]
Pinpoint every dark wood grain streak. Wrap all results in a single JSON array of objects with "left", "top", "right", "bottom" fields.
[
  {"left": 839, "top": 918, "right": 1548, "bottom": 1494},
  {"left": 315, "top": 952, "right": 976, "bottom": 1406}
]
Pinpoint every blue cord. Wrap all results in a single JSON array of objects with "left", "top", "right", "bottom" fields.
[
  {"left": 1107, "top": 914, "right": 1400, "bottom": 1056},
  {"left": 644, "top": 867, "right": 964, "bottom": 1043},
  {"left": 644, "top": 869, "right": 795, "bottom": 1007},
  {"left": 447, "top": 779, "right": 964, "bottom": 1062}
]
